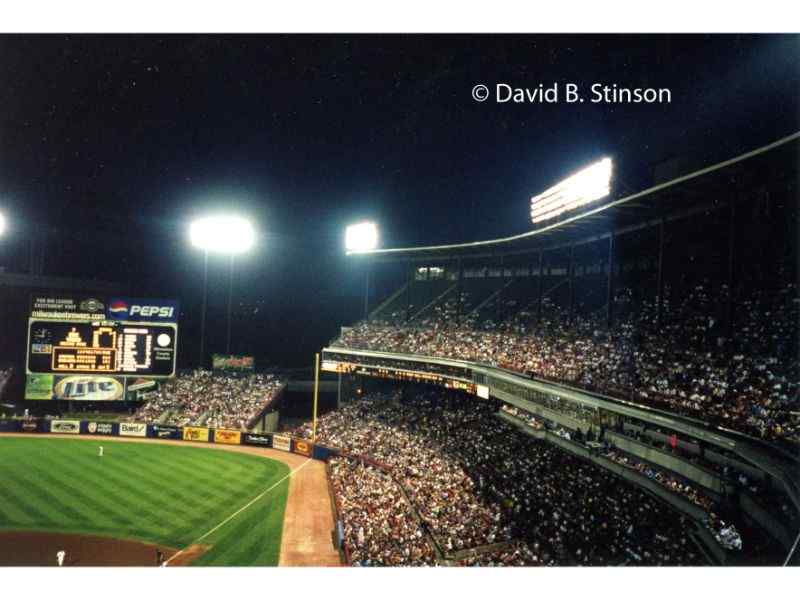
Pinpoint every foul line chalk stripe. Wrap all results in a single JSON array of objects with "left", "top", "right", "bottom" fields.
[{"left": 165, "top": 457, "right": 311, "bottom": 565}]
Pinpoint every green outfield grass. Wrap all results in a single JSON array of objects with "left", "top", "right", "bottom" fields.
[{"left": 0, "top": 437, "right": 291, "bottom": 565}]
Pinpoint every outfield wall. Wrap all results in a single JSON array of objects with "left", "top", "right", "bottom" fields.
[{"left": 0, "top": 418, "right": 334, "bottom": 461}]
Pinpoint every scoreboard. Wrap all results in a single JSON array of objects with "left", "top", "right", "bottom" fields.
[
  {"left": 24, "top": 295, "right": 180, "bottom": 400},
  {"left": 27, "top": 319, "right": 177, "bottom": 377}
]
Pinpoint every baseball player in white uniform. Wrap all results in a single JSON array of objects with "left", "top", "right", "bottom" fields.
[{"left": 57, "top": 550, "right": 66, "bottom": 566}]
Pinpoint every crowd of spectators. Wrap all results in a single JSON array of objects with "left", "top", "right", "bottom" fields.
[
  {"left": 296, "top": 388, "right": 706, "bottom": 566},
  {"left": 500, "top": 400, "right": 727, "bottom": 521},
  {"left": 603, "top": 448, "right": 715, "bottom": 513},
  {"left": 295, "top": 391, "right": 511, "bottom": 552},
  {"left": 329, "top": 456, "right": 437, "bottom": 566},
  {"left": 504, "top": 399, "right": 800, "bottom": 535},
  {"left": 334, "top": 282, "right": 799, "bottom": 444},
  {"left": 133, "top": 369, "right": 285, "bottom": 429}
]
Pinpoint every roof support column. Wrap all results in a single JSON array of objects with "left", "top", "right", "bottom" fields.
[
  {"left": 656, "top": 217, "right": 665, "bottom": 328},
  {"left": 497, "top": 255, "right": 504, "bottom": 324},
  {"left": 456, "top": 257, "right": 463, "bottom": 326},
  {"left": 568, "top": 243, "right": 575, "bottom": 326},
  {"left": 726, "top": 200, "right": 736, "bottom": 338},
  {"left": 405, "top": 259, "right": 412, "bottom": 324},
  {"left": 537, "top": 251, "right": 544, "bottom": 325},
  {"left": 607, "top": 233, "right": 615, "bottom": 328},
  {"left": 363, "top": 262, "right": 370, "bottom": 322}
]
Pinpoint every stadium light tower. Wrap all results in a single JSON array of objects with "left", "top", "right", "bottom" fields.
[
  {"left": 189, "top": 215, "right": 255, "bottom": 361},
  {"left": 345, "top": 221, "right": 379, "bottom": 254},
  {"left": 530, "top": 157, "right": 613, "bottom": 224},
  {"left": 345, "top": 221, "right": 379, "bottom": 320}
]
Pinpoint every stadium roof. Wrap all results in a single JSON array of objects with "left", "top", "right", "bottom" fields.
[{"left": 349, "top": 130, "right": 800, "bottom": 263}]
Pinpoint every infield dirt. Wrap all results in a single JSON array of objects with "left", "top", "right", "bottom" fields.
[{"left": 0, "top": 531, "right": 184, "bottom": 566}]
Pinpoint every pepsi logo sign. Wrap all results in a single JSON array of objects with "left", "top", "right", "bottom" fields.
[
  {"left": 107, "top": 298, "right": 178, "bottom": 322},
  {"left": 108, "top": 300, "right": 129, "bottom": 316},
  {"left": 131, "top": 305, "right": 175, "bottom": 318}
]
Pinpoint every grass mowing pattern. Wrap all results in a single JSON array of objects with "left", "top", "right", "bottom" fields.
[{"left": 0, "top": 437, "right": 291, "bottom": 566}]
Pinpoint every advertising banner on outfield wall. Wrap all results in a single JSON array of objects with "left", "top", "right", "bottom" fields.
[
  {"left": 243, "top": 432, "right": 272, "bottom": 447},
  {"left": 272, "top": 435, "right": 291, "bottom": 452},
  {"left": 83, "top": 421, "right": 117, "bottom": 435},
  {"left": 0, "top": 420, "right": 17, "bottom": 432},
  {"left": 213, "top": 429, "right": 241, "bottom": 445},
  {"left": 119, "top": 422, "right": 147, "bottom": 437},
  {"left": 50, "top": 419, "right": 81, "bottom": 434},
  {"left": 183, "top": 426, "right": 209, "bottom": 442},
  {"left": 149, "top": 424, "right": 181, "bottom": 439},
  {"left": 292, "top": 439, "right": 313, "bottom": 457},
  {"left": 313, "top": 445, "right": 335, "bottom": 461},
  {"left": 20, "top": 418, "right": 42, "bottom": 433}
]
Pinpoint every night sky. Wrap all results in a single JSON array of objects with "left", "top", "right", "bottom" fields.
[{"left": 0, "top": 34, "right": 798, "bottom": 367}]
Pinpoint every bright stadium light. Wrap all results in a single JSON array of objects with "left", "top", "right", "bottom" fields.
[
  {"left": 345, "top": 221, "right": 379, "bottom": 253},
  {"left": 345, "top": 221, "right": 379, "bottom": 320},
  {"left": 530, "top": 157, "right": 613, "bottom": 224},
  {"left": 0, "top": 212, "right": 5, "bottom": 237},
  {"left": 189, "top": 214, "right": 256, "bottom": 362},
  {"left": 189, "top": 215, "right": 255, "bottom": 254}
]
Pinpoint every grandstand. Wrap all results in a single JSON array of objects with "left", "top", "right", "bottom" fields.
[
  {"left": 132, "top": 369, "right": 286, "bottom": 430},
  {"left": 317, "top": 134, "right": 800, "bottom": 566}
]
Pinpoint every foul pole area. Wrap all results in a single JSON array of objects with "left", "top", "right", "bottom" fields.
[{"left": 312, "top": 352, "right": 320, "bottom": 441}]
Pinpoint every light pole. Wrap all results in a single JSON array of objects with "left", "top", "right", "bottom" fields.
[
  {"left": 226, "top": 253, "right": 234, "bottom": 354},
  {"left": 0, "top": 212, "right": 7, "bottom": 273},
  {"left": 190, "top": 215, "right": 255, "bottom": 365},
  {"left": 364, "top": 266, "right": 370, "bottom": 320},
  {"left": 345, "top": 221, "right": 379, "bottom": 321},
  {"left": 200, "top": 249, "right": 208, "bottom": 363}
]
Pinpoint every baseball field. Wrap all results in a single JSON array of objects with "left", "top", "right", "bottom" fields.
[{"left": 0, "top": 436, "right": 294, "bottom": 566}]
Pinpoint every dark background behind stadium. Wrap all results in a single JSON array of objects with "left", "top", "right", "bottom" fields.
[{"left": 0, "top": 34, "right": 798, "bottom": 371}]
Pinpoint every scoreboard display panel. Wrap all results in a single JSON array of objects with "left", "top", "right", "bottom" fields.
[{"left": 27, "top": 319, "right": 177, "bottom": 377}]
